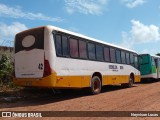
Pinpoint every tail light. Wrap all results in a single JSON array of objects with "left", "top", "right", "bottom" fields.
[{"left": 43, "top": 60, "right": 51, "bottom": 77}]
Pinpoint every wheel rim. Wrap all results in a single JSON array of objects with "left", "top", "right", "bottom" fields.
[
  {"left": 129, "top": 77, "right": 133, "bottom": 87},
  {"left": 93, "top": 79, "right": 100, "bottom": 93}
]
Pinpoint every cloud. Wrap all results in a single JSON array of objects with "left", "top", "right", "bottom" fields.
[
  {"left": 0, "top": 3, "right": 63, "bottom": 22},
  {"left": 64, "top": 0, "right": 109, "bottom": 15},
  {"left": 130, "top": 20, "right": 160, "bottom": 43},
  {"left": 141, "top": 48, "right": 159, "bottom": 54},
  {"left": 120, "top": 20, "right": 160, "bottom": 49},
  {"left": 122, "top": 0, "right": 146, "bottom": 8},
  {"left": 0, "top": 22, "right": 28, "bottom": 46}
]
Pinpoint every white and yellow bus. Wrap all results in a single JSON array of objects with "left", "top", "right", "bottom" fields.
[{"left": 13, "top": 26, "right": 140, "bottom": 94}]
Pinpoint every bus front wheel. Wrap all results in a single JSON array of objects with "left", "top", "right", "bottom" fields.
[
  {"left": 90, "top": 76, "right": 101, "bottom": 95},
  {"left": 127, "top": 75, "right": 134, "bottom": 88}
]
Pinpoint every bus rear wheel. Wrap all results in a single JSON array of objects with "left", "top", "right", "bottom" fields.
[
  {"left": 121, "top": 75, "right": 134, "bottom": 88},
  {"left": 90, "top": 76, "right": 101, "bottom": 95}
]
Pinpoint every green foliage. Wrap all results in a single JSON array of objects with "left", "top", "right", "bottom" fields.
[{"left": 0, "top": 54, "right": 13, "bottom": 86}]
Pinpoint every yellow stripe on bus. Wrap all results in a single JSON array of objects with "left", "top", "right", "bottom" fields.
[{"left": 13, "top": 73, "right": 140, "bottom": 88}]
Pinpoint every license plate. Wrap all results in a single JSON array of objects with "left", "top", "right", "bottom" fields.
[{"left": 26, "top": 81, "right": 32, "bottom": 86}]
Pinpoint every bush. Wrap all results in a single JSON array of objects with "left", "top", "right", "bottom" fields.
[{"left": 0, "top": 54, "right": 14, "bottom": 86}]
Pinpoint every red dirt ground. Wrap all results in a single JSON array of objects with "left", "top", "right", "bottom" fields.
[{"left": 1, "top": 81, "right": 160, "bottom": 120}]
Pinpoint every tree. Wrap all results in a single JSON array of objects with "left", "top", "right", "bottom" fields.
[{"left": 0, "top": 54, "right": 13, "bottom": 85}]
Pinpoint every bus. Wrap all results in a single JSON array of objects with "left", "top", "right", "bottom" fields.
[
  {"left": 13, "top": 25, "right": 140, "bottom": 94},
  {"left": 139, "top": 54, "right": 160, "bottom": 81}
]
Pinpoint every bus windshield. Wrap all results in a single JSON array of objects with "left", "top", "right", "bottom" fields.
[{"left": 139, "top": 55, "right": 149, "bottom": 65}]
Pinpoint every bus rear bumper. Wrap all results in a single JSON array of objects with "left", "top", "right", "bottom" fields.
[{"left": 13, "top": 73, "right": 57, "bottom": 88}]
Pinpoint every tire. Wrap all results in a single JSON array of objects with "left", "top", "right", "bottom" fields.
[
  {"left": 127, "top": 75, "right": 134, "bottom": 88},
  {"left": 90, "top": 76, "right": 101, "bottom": 95},
  {"left": 121, "top": 75, "right": 134, "bottom": 88}
]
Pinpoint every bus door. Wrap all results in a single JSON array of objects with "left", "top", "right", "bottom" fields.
[{"left": 154, "top": 58, "right": 159, "bottom": 79}]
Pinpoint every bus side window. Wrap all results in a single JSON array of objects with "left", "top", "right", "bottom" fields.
[
  {"left": 79, "top": 40, "right": 87, "bottom": 59},
  {"left": 130, "top": 53, "right": 134, "bottom": 66},
  {"left": 121, "top": 51, "right": 126, "bottom": 64},
  {"left": 126, "top": 52, "right": 130, "bottom": 64},
  {"left": 152, "top": 57, "right": 156, "bottom": 66},
  {"left": 116, "top": 49, "right": 121, "bottom": 63},
  {"left": 62, "top": 35, "right": 69, "bottom": 57},
  {"left": 88, "top": 43, "right": 96, "bottom": 60},
  {"left": 110, "top": 48, "right": 116, "bottom": 63},
  {"left": 96, "top": 44, "right": 104, "bottom": 61},
  {"left": 134, "top": 55, "right": 139, "bottom": 69},
  {"left": 55, "top": 34, "right": 62, "bottom": 56},
  {"left": 104, "top": 47, "right": 110, "bottom": 62},
  {"left": 69, "top": 38, "right": 79, "bottom": 58}
]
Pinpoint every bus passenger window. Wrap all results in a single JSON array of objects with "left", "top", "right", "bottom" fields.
[
  {"left": 55, "top": 35, "right": 62, "bottom": 56},
  {"left": 88, "top": 43, "right": 96, "bottom": 60},
  {"left": 104, "top": 47, "right": 110, "bottom": 62},
  {"left": 79, "top": 40, "right": 87, "bottom": 59},
  {"left": 121, "top": 51, "right": 126, "bottom": 64},
  {"left": 134, "top": 55, "right": 139, "bottom": 69},
  {"left": 130, "top": 53, "right": 134, "bottom": 66},
  {"left": 110, "top": 48, "right": 116, "bottom": 63},
  {"left": 116, "top": 50, "right": 121, "bottom": 63},
  {"left": 96, "top": 45, "right": 104, "bottom": 61},
  {"left": 126, "top": 52, "right": 130, "bottom": 64},
  {"left": 152, "top": 57, "right": 156, "bottom": 66},
  {"left": 62, "top": 36, "right": 69, "bottom": 57},
  {"left": 69, "top": 38, "right": 78, "bottom": 58}
]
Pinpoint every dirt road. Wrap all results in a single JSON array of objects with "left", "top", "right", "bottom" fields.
[{"left": 0, "top": 81, "right": 160, "bottom": 120}]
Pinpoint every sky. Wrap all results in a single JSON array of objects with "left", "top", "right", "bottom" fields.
[{"left": 0, "top": 0, "right": 160, "bottom": 54}]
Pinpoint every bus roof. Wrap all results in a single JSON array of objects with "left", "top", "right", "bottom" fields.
[
  {"left": 151, "top": 54, "right": 160, "bottom": 58},
  {"left": 45, "top": 25, "right": 137, "bottom": 53},
  {"left": 17, "top": 25, "right": 137, "bottom": 53},
  {"left": 139, "top": 54, "right": 160, "bottom": 58}
]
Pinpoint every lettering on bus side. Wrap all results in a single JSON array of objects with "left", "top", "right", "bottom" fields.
[
  {"left": 109, "top": 65, "right": 118, "bottom": 72},
  {"left": 120, "top": 66, "right": 124, "bottom": 69},
  {"left": 109, "top": 65, "right": 124, "bottom": 72},
  {"left": 109, "top": 65, "right": 118, "bottom": 69}
]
